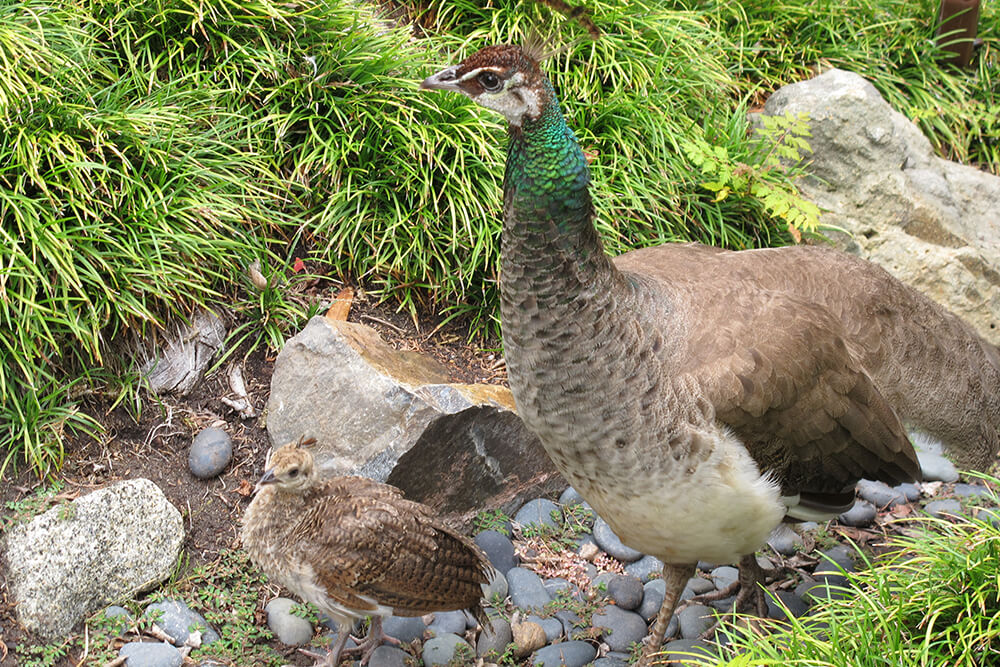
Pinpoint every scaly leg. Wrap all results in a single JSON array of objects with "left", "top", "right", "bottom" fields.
[{"left": 637, "top": 562, "right": 696, "bottom": 667}]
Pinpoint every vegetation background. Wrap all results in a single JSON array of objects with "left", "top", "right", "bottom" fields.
[
  {"left": 2, "top": 0, "right": 998, "bottom": 665},
  {"left": 3, "top": 0, "right": 996, "bottom": 480}
]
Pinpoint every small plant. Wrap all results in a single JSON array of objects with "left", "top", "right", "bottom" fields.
[
  {"left": 447, "top": 640, "right": 477, "bottom": 665},
  {"left": 682, "top": 111, "right": 821, "bottom": 242},
  {"left": 1, "top": 480, "right": 67, "bottom": 533},
  {"left": 290, "top": 601, "right": 321, "bottom": 624},
  {"left": 157, "top": 549, "right": 284, "bottom": 666},
  {"left": 715, "top": 493, "right": 1000, "bottom": 666},
  {"left": 473, "top": 508, "right": 512, "bottom": 536}
]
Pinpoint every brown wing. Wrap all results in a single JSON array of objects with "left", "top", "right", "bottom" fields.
[
  {"left": 621, "top": 251, "right": 923, "bottom": 511},
  {"left": 289, "top": 476, "right": 492, "bottom": 620},
  {"left": 690, "top": 288, "right": 919, "bottom": 506}
]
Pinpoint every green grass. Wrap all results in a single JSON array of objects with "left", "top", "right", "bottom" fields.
[{"left": 2, "top": 0, "right": 997, "bottom": 476}]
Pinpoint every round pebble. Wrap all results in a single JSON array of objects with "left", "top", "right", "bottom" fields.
[
  {"left": 542, "top": 577, "right": 576, "bottom": 599},
  {"left": 857, "top": 479, "right": 907, "bottom": 508},
  {"left": 512, "top": 619, "right": 548, "bottom": 656},
  {"left": 953, "top": 483, "right": 992, "bottom": 498},
  {"left": 526, "top": 614, "right": 564, "bottom": 642},
  {"left": 765, "top": 589, "right": 810, "bottom": 621},
  {"left": 592, "top": 517, "right": 643, "bottom": 562},
  {"left": 638, "top": 579, "right": 665, "bottom": 622},
  {"left": 507, "top": 567, "right": 552, "bottom": 611},
  {"left": 925, "top": 498, "right": 963, "bottom": 518},
  {"left": 382, "top": 615, "right": 426, "bottom": 643},
  {"left": 974, "top": 507, "right": 1000, "bottom": 528},
  {"left": 119, "top": 641, "right": 183, "bottom": 667},
  {"left": 710, "top": 565, "right": 739, "bottom": 591},
  {"left": 515, "top": 498, "right": 562, "bottom": 530},
  {"left": 475, "top": 530, "right": 519, "bottom": 574},
  {"left": 559, "top": 486, "right": 585, "bottom": 505},
  {"left": 554, "top": 609, "right": 583, "bottom": 639},
  {"left": 895, "top": 482, "right": 922, "bottom": 501},
  {"left": 591, "top": 605, "right": 647, "bottom": 652},
  {"left": 103, "top": 605, "right": 132, "bottom": 620},
  {"left": 188, "top": 427, "right": 232, "bottom": 479},
  {"left": 427, "top": 609, "right": 468, "bottom": 636},
  {"left": 421, "top": 633, "right": 473, "bottom": 666},
  {"left": 476, "top": 616, "right": 512, "bottom": 658},
  {"left": 685, "top": 576, "right": 715, "bottom": 596},
  {"left": 767, "top": 524, "right": 803, "bottom": 556},
  {"left": 606, "top": 574, "right": 643, "bottom": 610},
  {"left": 144, "top": 599, "right": 219, "bottom": 646},
  {"left": 593, "top": 657, "right": 629, "bottom": 667},
  {"left": 368, "top": 645, "right": 411, "bottom": 667},
  {"left": 532, "top": 640, "right": 596, "bottom": 667},
  {"left": 838, "top": 500, "right": 877, "bottom": 527},
  {"left": 662, "top": 638, "right": 717, "bottom": 662},
  {"left": 917, "top": 451, "right": 959, "bottom": 482},
  {"left": 624, "top": 554, "right": 663, "bottom": 582},
  {"left": 264, "top": 597, "right": 313, "bottom": 645},
  {"left": 807, "top": 546, "right": 855, "bottom": 601},
  {"left": 677, "top": 604, "right": 715, "bottom": 639}
]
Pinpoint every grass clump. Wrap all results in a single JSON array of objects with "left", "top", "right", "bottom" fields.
[
  {"left": 695, "top": 493, "right": 1000, "bottom": 666},
  {"left": 699, "top": 0, "right": 999, "bottom": 169},
  {"left": 3, "top": 0, "right": 996, "bottom": 479}
]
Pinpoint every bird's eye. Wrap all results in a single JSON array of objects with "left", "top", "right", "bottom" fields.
[
  {"left": 478, "top": 71, "right": 502, "bottom": 92},
  {"left": 287, "top": 468, "right": 299, "bottom": 478}
]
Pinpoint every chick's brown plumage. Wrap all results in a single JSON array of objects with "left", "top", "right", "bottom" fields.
[{"left": 242, "top": 440, "right": 493, "bottom": 665}]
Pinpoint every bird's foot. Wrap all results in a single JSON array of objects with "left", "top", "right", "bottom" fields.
[
  {"left": 340, "top": 617, "right": 400, "bottom": 665},
  {"left": 297, "top": 646, "right": 338, "bottom": 667}
]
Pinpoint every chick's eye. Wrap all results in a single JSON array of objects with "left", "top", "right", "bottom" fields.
[
  {"left": 287, "top": 468, "right": 299, "bottom": 478},
  {"left": 478, "top": 71, "right": 501, "bottom": 92}
]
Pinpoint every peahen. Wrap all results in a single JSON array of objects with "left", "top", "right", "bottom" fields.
[
  {"left": 242, "top": 439, "right": 494, "bottom": 666},
  {"left": 421, "top": 43, "right": 1000, "bottom": 664}
]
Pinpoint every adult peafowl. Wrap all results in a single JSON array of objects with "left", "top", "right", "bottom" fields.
[{"left": 421, "top": 43, "right": 1000, "bottom": 665}]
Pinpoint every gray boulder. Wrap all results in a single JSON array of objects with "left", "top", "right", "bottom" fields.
[
  {"left": 761, "top": 69, "right": 1000, "bottom": 345},
  {"left": 4, "top": 479, "right": 184, "bottom": 640},
  {"left": 267, "top": 317, "right": 564, "bottom": 525}
]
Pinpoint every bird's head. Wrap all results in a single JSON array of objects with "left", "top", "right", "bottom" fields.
[
  {"left": 421, "top": 44, "right": 553, "bottom": 127},
  {"left": 256, "top": 438, "right": 317, "bottom": 494}
]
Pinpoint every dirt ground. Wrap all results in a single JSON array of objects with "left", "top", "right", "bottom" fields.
[{"left": 0, "top": 285, "right": 507, "bottom": 666}]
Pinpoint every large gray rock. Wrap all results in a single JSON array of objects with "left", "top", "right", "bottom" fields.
[
  {"left": 761, "top": 69, "right": 1000, "bottom": 345},
  {"left": 4, "top": 479, "right": 184, "bottom": 640},
  {"left": 267, "top": 317, "right": 564, "bottom": 525}
]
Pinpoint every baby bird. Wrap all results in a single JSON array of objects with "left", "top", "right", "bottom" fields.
[{"left": 241, "top": 439, "right": 494, "bottom": 665}]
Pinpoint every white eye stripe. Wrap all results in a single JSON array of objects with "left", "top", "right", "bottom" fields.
[{"left": 457, "top": 66, "right": 505, "bottom": 83}]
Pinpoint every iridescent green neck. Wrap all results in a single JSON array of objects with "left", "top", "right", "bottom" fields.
[{"left": 501, "top": 83, "right": 617, "bottom": 304}]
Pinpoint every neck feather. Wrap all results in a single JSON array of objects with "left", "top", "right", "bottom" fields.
[{"left": 501, "top": 85, "right": 623, "bottom": 312}]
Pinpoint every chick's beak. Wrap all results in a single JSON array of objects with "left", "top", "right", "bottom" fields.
[
  {"left": 253, "top": 468, "right": 277, "bottom": 494},
  {"left": 421, "top": 66, "right": 463, "bottom": 92}
]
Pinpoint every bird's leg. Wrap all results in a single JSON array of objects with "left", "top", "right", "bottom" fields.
[
  {"left": 697, "top": 553, "right": 774, "bottom": 640},
  {"left": 733, "top": 552, "right": 770, "bottom": 618},
  {"left": 637, "top": 562, "right": 696, "bottom": 667}
]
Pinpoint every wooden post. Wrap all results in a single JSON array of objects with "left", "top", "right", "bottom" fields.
[{"left": 936, "top": 0, "right": 981, "bottom": 67}]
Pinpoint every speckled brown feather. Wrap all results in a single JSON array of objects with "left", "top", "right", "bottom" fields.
[
  {"left": 241, "top": 443, "right": 493, "bottom": 632},
  {"left": 293, "top": 477, "right": 492, "bottom": 624}
]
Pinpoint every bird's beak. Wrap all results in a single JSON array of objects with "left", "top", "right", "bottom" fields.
[
  {"left": 421, "top": 66, "right": 463, "bottom": 93},
  {"left": 253, "top": 468, "right": 277, "bottom": 494}
]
